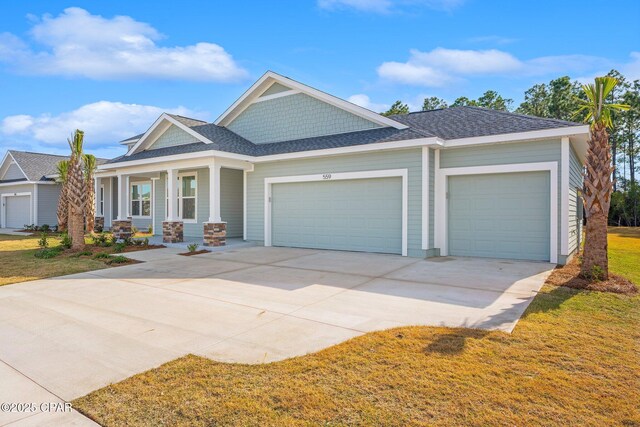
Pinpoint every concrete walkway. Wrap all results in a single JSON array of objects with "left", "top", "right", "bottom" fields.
[
  {"left": 0, "top": 247, "right": 554, "bottom": 426},
  {"left": 0, "top": 229, "right": 32, "bottom": 236}
]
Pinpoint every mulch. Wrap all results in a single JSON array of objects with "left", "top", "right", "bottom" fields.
[
  {"left": 178, "top": 250, "right": 210, "bottom": 256},
  {"left": 546, "top": 257, "right": 638, "bottom": 295}
]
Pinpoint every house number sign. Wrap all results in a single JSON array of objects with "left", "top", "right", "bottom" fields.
[{"left": 322, "top": 174, "right": 332, "bottom": 180}]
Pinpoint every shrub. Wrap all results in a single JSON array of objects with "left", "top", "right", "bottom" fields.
[
  {"left": 109, "top": 234, "right": 118, "bottom": 246},
  {"left": 147, "top": 225, "right": 152, "bottom": 235},
  {"left": 23, "top": 224, "right": 35, "bottom": 231},
  {"left": 71, "top": 250, "right": 93, "bottom": 258},
  {"left": 113, "top": 242, "right": 126, "bottom": 253},
  {"left": 38, "top": 232, "right": 49, "bottom": 249},
  {"left": 143, "top": 237, "right": 149, "bottom": 247},
  {"left": 131, "top": 225, "right": 139, "bottom": 235},
  {"left": 107, "top": 255, "right": 129, "bottom": 264},
  {"left": 122, "top": 236, "right": 133, "bottom": 246},
  {"left": 60, "top": 232, "right": 72, "bottom": 249},
  {"left": 92, "top": 232, "right": 110, "bottom": 247},
  {"left": 52, "top": 225, "right": 58, "bottom": 232},
  {"left": 589, "top": 265, "right": 606, "bottom": 282},
  {"left": 187, "top": 243, "right": 199, "bottom": 253},
  {"left": 34, "top": 247, "right": 62, "bottom": 259},
  {"left": 93, "top": 252, "right": 112, "bottom": 260},
  {"left": 40, "top": 224, "right": 50, "bottom": 233}
]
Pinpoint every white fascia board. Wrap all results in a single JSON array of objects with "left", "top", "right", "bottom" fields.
[
  {"left": 119, "top": 139, "right": 140, "bottom": 145},
  {"left": 125, "top": 114, "right": 215, "bottom": 157},
  {"left": 443, "top": 126, "right": 590, "bottom": 148},
  {"left": 215, "top": 71, "right": 408, "bottom": 130},
  {"left": 0, "top": 180, "right": 56, "bottom": 187}
]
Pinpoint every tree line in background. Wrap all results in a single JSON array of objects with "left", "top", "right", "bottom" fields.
[{"left": 382, "top": 70, "right": 640, "bottom": 227}]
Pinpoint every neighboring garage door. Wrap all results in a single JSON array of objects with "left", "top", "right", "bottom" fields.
[
  {"left": 448, "top": 171, "right": 550, "bottom": 261},
  {"left": 271, "top": 177, "right": 402, "bottom": 254},
  {"left": 4, "top": 195, "right": 31, "bottom": 228}
]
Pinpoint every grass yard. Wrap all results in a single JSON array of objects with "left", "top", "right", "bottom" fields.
[
  {"left": 0, "top": 234, "right": 108, "bottom": 286},
  {"left": 74, "top": 228, "right": 640, "bottom": 426}
]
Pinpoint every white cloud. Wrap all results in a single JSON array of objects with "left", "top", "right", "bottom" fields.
[
  {"left": 0, "top": 101, "right": 209, "bottom": 157},
  {"left": 318, "top": 0, "right": 463, "bottom": 13},
  {"left": 347, "top": 94, "right": 389, "bottom": 112},
  {"left": 377, "top": 47, "right": 614, "bottom": 87},
  {"left": 0, "top": 7, "right": 248, "bottom": 81}
]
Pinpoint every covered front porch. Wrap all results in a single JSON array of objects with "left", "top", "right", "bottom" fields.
[{"left": 95, "top": 156, "right": 253, "bottom": 247}]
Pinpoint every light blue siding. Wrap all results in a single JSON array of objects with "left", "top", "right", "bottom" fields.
[
  {"left": 448, "top": 172, "right": 551, "bottom": 261},
  {"left": 440, "top": 139, "right": 563, "bottom": 256},
  {"left": 220, "top": 168, "right": 243, "bottom": 238},
  {"left": 568, "top": 145, "right": 583, "bottom": 255},
  {"left": 148, "top": 125, "right": 198, "bottom": 150},
  {"left": 246, "top": 149, "right": 424, "bottom": 257},
  {"left": 37, "top": 184, "right": 61, "bottom": 227},
  {"left": 3, "top": 163, "right": 25, "bottom": 180},
  {"left": 227, "top": 93, "right": 382, "bottom": 144},
  {"left": 272, "top": 177, "right": 402, "bottom": 254}
]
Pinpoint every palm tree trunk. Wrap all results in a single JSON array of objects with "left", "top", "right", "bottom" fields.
[
  {"left": 69, "top": 206, "right": 85, "bottom": 250},
  {"left": 86, "top": 180, "right": 95, "bottom": 234},
  {"left": 581, "top": 123, "right": 612, "bottom": 279}
]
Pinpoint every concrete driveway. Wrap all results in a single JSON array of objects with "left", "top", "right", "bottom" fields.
[{"left": 0, "top": 246, "right": 553, "bottom": 425}]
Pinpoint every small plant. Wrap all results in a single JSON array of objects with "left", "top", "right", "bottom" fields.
[
  {"left": 34, "top": 247, "right": 62, "bottom": 259},
  {"left": 113, "top": 242, "right": 126, "bottom": 253},
  {"left": 38, "top": 232, "right": 49, "bottom": 249},
  {"left": 23, "top": 224, "right": 35, "bottom": 231},
  {"left": 92, "top": 232, "right": 110, "bottom": 247},
  {"left": 122, "top": 236, "right": 133, "bottom": 246},
  {"left": 143, "top": 237, "right": 149, "bottom": 247},
  {"left": 52, "top": 225, "right": 58, "bottom": 232},
  {"left": 187, "top": 243, "right": 199, "bottom": 253},
  {"left": 60, "top": 232, "right": 72, "bottom": 249},
  {"left": 107, "top": 255, "right": 129, "bottom": 264},
  {"left": 147, "top": 225, "right": 152, "bottom": 235},
  {"left": 588, "top": 265, "right": 605, "bottom": 282},
  {"left": 93, "top": 252, "right": 112, "bottom": 260},
  {"left": 40, "top": 224, "right": 51, "bottom": 233},
  {"left": 131, "top": 225, "right": 139, "bottom": 235},
  {"left": 110, "top": 234, "right": 118, "bottom": 246}
]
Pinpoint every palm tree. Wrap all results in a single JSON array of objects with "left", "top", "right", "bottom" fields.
[
  {"left": 66, "top": 130, "right": 87, "bottom": 250},
  {"left": 575, "top": 77, "right": 629, "bottom": 279},
  {"left": 55, "top": 160, "right": 69, "bottom": 232},
  {"left": 84, "top": 154, "right": 97, "bottom": 234}
]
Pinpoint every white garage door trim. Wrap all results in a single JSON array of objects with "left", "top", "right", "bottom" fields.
[
  {"left": 265, "top": 169, "right": 409, "bottom": 256},
  {"left": 434, "top": 161, "right": 558, "bottom": 263},
  {"left": 1, "top": 192, "right": 32, "bottom": 228}
]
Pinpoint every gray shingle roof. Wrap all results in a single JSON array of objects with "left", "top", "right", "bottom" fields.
[
  {"left": 390, "top": 106, "right": 582, "bottom": 140},
  {"left": 106, "top": 106, "right": 585, "bottom": 165},
  {"left": 6, "top": 151, "right": 108, "bottom": 182}
]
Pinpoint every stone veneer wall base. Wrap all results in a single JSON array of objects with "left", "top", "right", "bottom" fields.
[
  {"left": 203, "top": 222, "right": 226, "bottom": 247},
  {"left": 163, "top": 221, "right": 184, "bottom": 243},
  {"left": 112, "top": 219, "right": 132, "bottom": 240}
]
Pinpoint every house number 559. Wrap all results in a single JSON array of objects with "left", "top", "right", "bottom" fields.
[{"left": 322, "top": 174, "right": 332, "bottom": 180}]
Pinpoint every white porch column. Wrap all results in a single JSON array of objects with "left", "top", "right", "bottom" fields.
[
  {"left": 117, "top": 174, "right": 129, "bottom": 220},
  {"left": 95, "top": 177, "right": 101, "bottom": 217},
  {"left": 166, "top": 168, "right": 178, "bottom": 221},
  {"left": 208, "top": 161, "right": 222, "bottom": 223}
]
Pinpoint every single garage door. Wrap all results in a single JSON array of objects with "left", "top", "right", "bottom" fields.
[
  {"left": 4, "top": 195, "right": 31, "bottom": 228},
  {"left": 271, "top": 177, "right": 402, "bottom": 254},
  {"left": 448, "top": 171, "right": 550, "bottom": 261}
]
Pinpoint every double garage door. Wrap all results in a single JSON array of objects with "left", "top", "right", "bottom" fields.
[
  {"left": 3, "top": 195, "right": 31, "bottom": 229},
  {"left": 271, "top": 177, "right": 403, "bottom": 255},
  {"left": 448, "top": 171, "right": 550, "bottom": 261},
  {"left": 268, "top": 171, "right": 551, "bottom": 262}
]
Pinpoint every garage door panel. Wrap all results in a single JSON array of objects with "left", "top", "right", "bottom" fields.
[
  {"left": 4, "top": 195, "right": 31, "bottom": 229},
  {"left": 448, "top": 172, "right": 550, "bottom": 261},
  {"left": 271, "top": 177, "right": 402, "bottom": 255}
]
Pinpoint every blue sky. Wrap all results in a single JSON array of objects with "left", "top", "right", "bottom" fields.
[{"left": 1, "top": 0, "right": 638, "bottom": 158}]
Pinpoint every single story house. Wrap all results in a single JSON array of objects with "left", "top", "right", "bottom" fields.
[
  {"left": 0, "top": 150, "right": 67, "bottom": 229},
  {"left": 96, "top": 71, "right": 588, "bottom": 264}
]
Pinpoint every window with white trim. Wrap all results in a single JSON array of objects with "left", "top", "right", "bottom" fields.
[
  {"left": 179, "top": 174, "right": 197, "bottom": 221},
  {"left": 165, "top": 173, "right": 197, "bottom": 221},
  {"left": 130, "top": 182, "right": 151, "bottom": 217},
  {"left": 99, "top": 185, "right": 104, "bottom": 216}
]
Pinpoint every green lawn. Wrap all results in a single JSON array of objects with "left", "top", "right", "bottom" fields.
[
  {"left": 0, "top": 234, "right": 107, "bottom": 286},
  {"left": 74, "top": 228, "right": 640, "bottom": 426}
]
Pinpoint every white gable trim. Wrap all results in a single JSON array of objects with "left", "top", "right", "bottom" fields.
[
  {"left": 125, "top": 114, "right": 215, "bottom": 157},
  {"left": 253, "top": 89, "right": 301, "bottom": 103},
  {"left": 214, "top": 71, "right": 408, "bottom": 130},
  {"left": 0, "top": 152, "right": 27, "bottom": 181}
]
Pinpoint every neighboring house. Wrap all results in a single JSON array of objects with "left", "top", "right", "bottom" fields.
[
  {"left": 96, "top": 71, "right": 588, "bottom": 264},
  {"left": 0, "top": 151, "right": 68, "bottom": 229}
]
